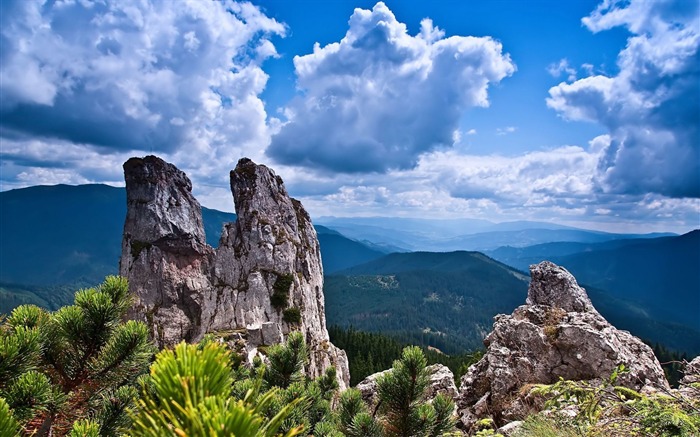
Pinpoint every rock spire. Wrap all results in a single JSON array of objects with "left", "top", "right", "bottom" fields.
[{"left": 120, "top": 156, "right": 349, "bottom": 388}]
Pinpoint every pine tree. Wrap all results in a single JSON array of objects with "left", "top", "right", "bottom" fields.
[
  {"left": 130, "top": 341, "right": 303, "bottom": 437},
  {"left": 0, "top": 276, "right": 154, "bottom": 436},
  {"left": 335, "top": 346, "right": 457, "bottom": 436}
]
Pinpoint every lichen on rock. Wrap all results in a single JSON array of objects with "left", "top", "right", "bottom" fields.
[{"left": 119, "top": 155, "right": 349, "bottom": 388}]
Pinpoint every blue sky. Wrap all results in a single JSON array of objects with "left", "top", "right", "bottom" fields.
[{"left": 1, "top": 0, "right": 698, "bottom": 233}]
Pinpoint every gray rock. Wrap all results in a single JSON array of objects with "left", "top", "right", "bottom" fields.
[
  {"left": 456, "top": 261, "right": 669, "bottom": 432},
  {"left": 681, "top": 356, "right": 700, "bottom": 385},
  {"left": 120, "top": 156, "right": 349, "bottom": 388},
  {"left": 497, "top": 420, "right": 522, "bottom": 436},
  {"left": 527, "top": 261, "right": 595, "bottom": 313},
  {"left": 426, "top": 364, "right": 459, "bottom": 401},
  {"left": 356, "top": 369, "right": 391, "bottom": 408},
  {"left": 247, "top": 325, "right": 263, "bottom": 347},
  {"left": 261, "top": 322, "right": 282, "bottom": 345},
  {"left": 679, "top": 356, "right": 700, "bottom": 400}
]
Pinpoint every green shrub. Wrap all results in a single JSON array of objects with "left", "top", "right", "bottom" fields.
[
  {"left": 527, "top": 364, "right": 700, "bottom": 436},
  {"left": 0, "top": 276, "right": 154, "bottom": 436},
  {"left": 283, "top": 307, "right": 302, "bottom": 324},
  {"left": 271, "top": 274, "right": 294, "bottom": 310},
  {"left": 334, "top": 346, "right": 457, "bottom": 436}
]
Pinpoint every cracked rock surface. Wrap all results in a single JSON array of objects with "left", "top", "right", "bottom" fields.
[
  {"left": 456, "top": 261, "right": 669, "bottom": 432},
  {"left": 120, "top": 156, "right": 349, "bottom": 388}
]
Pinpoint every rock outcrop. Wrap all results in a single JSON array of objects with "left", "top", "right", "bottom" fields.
[
  {"left": 679, "top": 356, "right": 700, "bottom": 399},
  {"left": 120, "top": 156, "right": 349, "bottom": 388},
  {"left": 456, "top": 261, "right": 669, "bottom": 432}
]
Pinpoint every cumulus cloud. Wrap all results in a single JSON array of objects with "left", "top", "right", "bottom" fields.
[
  {"left": 289, "top": 144, "right": 699, "bottom": 233},
  {"left": 266, "top": 2, "right": 515, "bottom": 173},
  {"left": 547, "top": 0, "right": 700, "bottom": 198},
  {"left": 0, "top": 0, "right": 284, "bottom": 189}
]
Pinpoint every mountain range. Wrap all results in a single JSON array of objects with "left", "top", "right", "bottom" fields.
[
  {"left": 315, "top": 216, "right": 675, "bottom": 252},
  {"left": 324, "top": 250, "right": 700, "bottom": 355},
  {"left": 486, "top": 231, "right": 700, "bottom": 330},
  {"left": 1, "top": 184, "right": 698, "bottom": 356}
]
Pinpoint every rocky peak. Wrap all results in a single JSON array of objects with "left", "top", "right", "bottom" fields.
[
  {"left": 527, "top": 261, "right": 595, "bottom": 313},
  {"left": 122, "top": 156, "right": 207, "bottom": 255},
  {"left": 456, "top": 261, "right": 669, "bottom": 432},
  {"left": 120, "top": 156, "right": 349, "bottom": 388}
]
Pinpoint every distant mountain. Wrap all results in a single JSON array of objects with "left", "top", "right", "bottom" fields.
[
  {"left": 485, "top": 237, "right": 678, "bottom": 271},
  {"left": 316, "top": 216, "right": 674, "bottom": 252},
  {"left": 324, "top": 250, "right": 700, "bottom": 356},
  {"left": 316, "top": 216, "right": 493, "bottom": 251},
  {"left": 555, "top": 231, "right": 700, "bottom": 330},
  {"left": 0, "top": 184, "right": 126, "bottom": 287},
  {"left": 315, "top": 225, "right": 388, "bottom": 273},
  {"left": 0, "top": 184, "right": 384, "bottom": 296},
  {"left": 0, "top": 184, "right": 234, "bottom": 286},
  {"left": 487, "top": 231, "right": 700, "bottom": 330}
]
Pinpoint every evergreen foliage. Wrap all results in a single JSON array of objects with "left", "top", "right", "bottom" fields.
[
  {"left": 130, "top": 341, "right": 303, "bottom": 437},
  {"left": 271, "top": 274, "right": 294, "bottom": 310},
  {"left": 329, "top": 326, "right": 482, "bottom": 386},
  {"left": 333, "top": 346, "right": 457, "bottom": 436},
  {"left": 0, "top": 276, "right": 155, "bottom": 436},
  {"left": 526, "top": 364, "right": 700, "bottom": 436},
  {"left": 283, "top": 307, "right": 302, "bottom": 324},
  {"left": 651, "top": 342, "right": 691, "bottom": 387}
]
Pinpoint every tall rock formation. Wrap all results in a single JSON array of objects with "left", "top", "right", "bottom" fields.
[
  {"left": 120, "top": 156, "right": 349, "bottom": 388},
  {"left": 456, "top": 261, "right": 669, "bottom": 432}
]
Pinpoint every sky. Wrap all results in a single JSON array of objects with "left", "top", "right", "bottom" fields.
[{"left": 1, "top": 0, "right": 699, "bottom": 234}]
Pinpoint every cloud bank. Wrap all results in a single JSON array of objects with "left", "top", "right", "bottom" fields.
[
  {"left": 0, "top": 0, "right": 284, "bottom": 186},
  {"left": 548, "top": 0, "right": 700, "bottom": 198},
  {"left": 267, "top": 2, "right": 515, "bottom": 173}
]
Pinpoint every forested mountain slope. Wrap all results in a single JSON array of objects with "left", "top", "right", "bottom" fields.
[{"left": 324, "top": 251, "right": 700, "bottom": 356}]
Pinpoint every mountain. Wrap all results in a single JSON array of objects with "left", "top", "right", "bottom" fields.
[
  {"left": 487, "top": 231, "right": 700, "bottom": 330},
  {"left": 315, "top": 216, "right": 493, "bottom": 252},
  {"left": 324, "top": 250, "right": 700, "bottom": 356},
  {"left": 0, "top": 184, "right": 234, "bottom": 286},
  {"left": 485, "top": 236, "right": 679, "bottom": 271},
  {"left": 0, "top": 184, "right": 125, "bottom": 287},
  {"left": 0, "top": 184, "right": 385, "bottom": 300},
  {"left": 316, "top": 216, "right": 674, "bottom": 252},
  {"left": 555, "top": 230, "right": 700, "bottom": 330},
  {"left": 315, "top": 225, "right": 387, "bottom": 273},
  {"left": 324, "top": 251, "right": 530, "bottom": 353}
]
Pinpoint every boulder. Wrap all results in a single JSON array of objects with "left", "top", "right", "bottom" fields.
[
  {"left": 456, "top": 261, "right": 669, "bottom": 432},
  {"left": 120, "top": 156, "right": 349, "bottom": 388}
]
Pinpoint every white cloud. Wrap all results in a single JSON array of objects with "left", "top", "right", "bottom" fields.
[
  {"left": 547, "top": 0, "right": 700, "bottom": 198},
  {"left": 547, "top": 58, "right": 578, "bottom": 82},
  {"left": 0, "top": 0, "right": 284, "bottom": 189},
  {"left": 267, "top": 2, "right": 515, "bottom": 173},
  {"left": 286, "top": 143, "right": 699, "bottom": 233},
  {"left": 496, "top": 126, "right": 517, "bottom": 136},
  {"left": 466, "top": 129, "right": 477, "bottom": 135}
]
